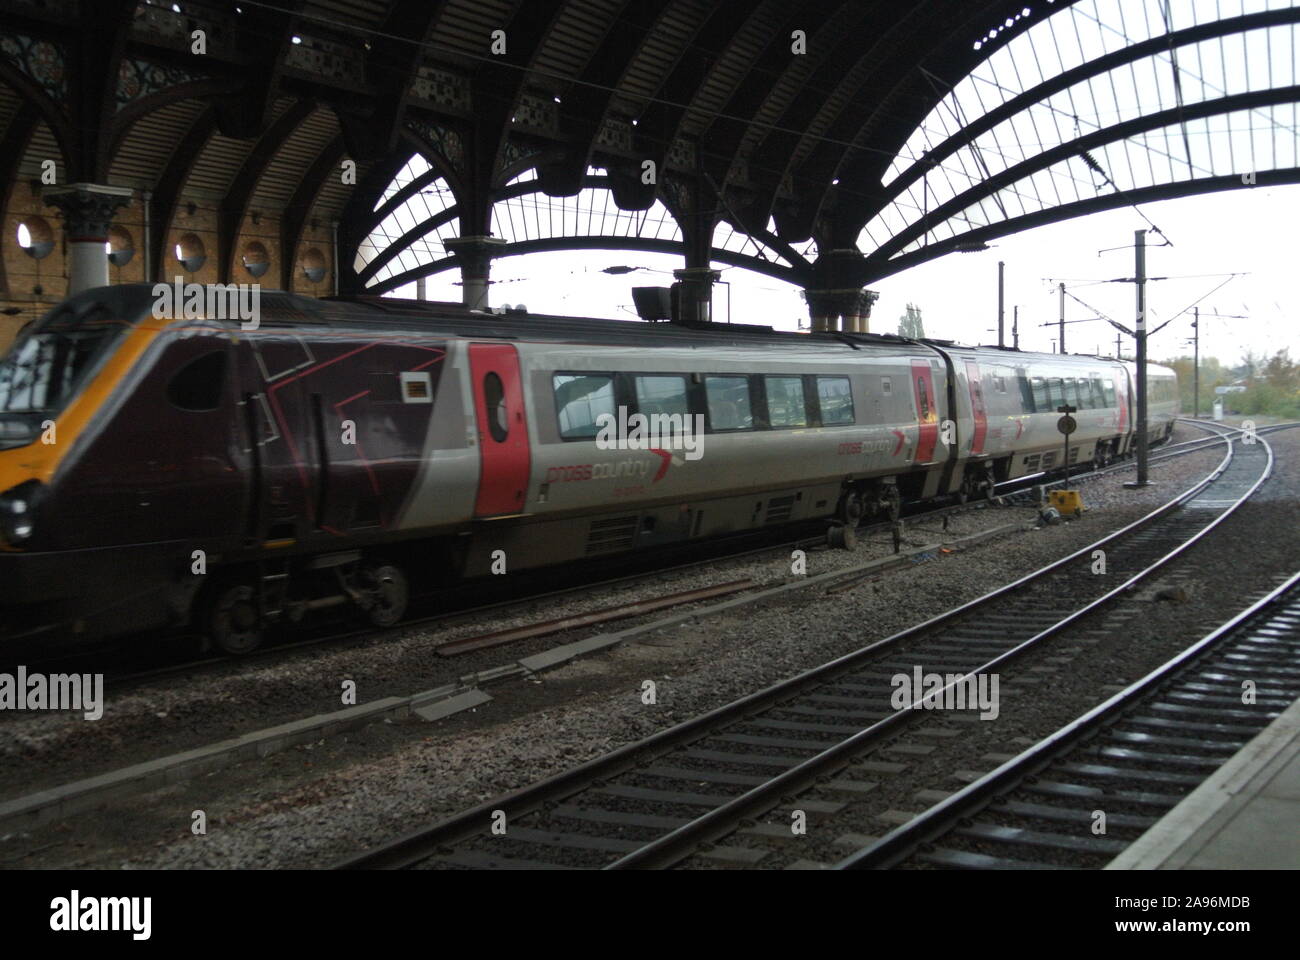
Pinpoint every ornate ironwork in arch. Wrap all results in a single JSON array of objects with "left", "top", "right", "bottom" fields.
[{"left": 357, "top": 159, "right": 804, "bottom": 295}]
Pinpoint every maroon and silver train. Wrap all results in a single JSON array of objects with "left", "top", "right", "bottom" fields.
[{"left": 0, "top": 284, "right": 1177, "bottom": 653}]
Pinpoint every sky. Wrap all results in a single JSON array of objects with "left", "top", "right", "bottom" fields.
[
  {"left": 399, "top": 180, "right": 1299, "bottom": 372},
  {"left": 389, "top": 0, "right": 1300, "bottom": 374}
]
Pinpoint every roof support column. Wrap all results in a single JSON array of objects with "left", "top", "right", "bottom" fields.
[
  {"left": 804, "top": 249, "right": 878, "bottom": 333},
  {"left": 444, "top": 236, "right": 506, "bottom": 310},
  {"left": 671, "top": 267, "right": 720, "bottom": 325},
  {"left": 43, "top": 183, "right": 134, "bottom": 296}
]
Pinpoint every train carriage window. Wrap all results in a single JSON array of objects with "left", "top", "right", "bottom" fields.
[
  {"left": 765, "top": 376, "right": 807, "bottom": 428},
  {"left": 1090, "top": 377, "right": 1106, "bottom": 408},
  {"left": 816, "top": 376, "right": 854, "bottom": 425},
  {"left": 1075, "top": 377, "right": 1092, "bottom": 409},
  {"left": 880, "top": 377, "right": 892, "bottom": 395},
  {"left": 554, "top": 373, "right": 615, "bottom": 440},
  {"left": 634, "top": 375, "right": 689, "bottom": 418},
  {"left": 483, "top": 372, "right": 508, "bottom": 442},
  {"left": 1018, "top": 374, "right": 1035, "bottom": 412},
  {"left": 704, "top": 376, "right": 753, "bottom": 431},
  {"left": 994, "top": 376, "right": 1007, "bottom": 394},
  {"left": 1031, "top": 376, "right": 1047, "bottom": 411},
  {"left": 166, "top": 350, "right": 228, "bottom": 412},
  {"left": 1047, "top": 377, "right": 1065, "bottom": 410}
]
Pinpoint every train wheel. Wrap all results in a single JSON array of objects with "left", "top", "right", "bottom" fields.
[
  {"left": 206, "top": 583, "right": 264, "bottom": 655},
  {"left": 360, "top": 563, "right": 409, "bottom": 628}
]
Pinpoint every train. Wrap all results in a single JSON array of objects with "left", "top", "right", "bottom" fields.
[{"left": 0, "top": 284, "right": 1178, "bottom": 654}]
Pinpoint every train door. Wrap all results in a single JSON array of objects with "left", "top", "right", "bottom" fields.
[
  {"left": 964, "top": 359, "right": 987, "bottom": 455},
  {"left": 469, "top": 343, "right": 531, "bottom": 517},
  {"left": 234, "top": 337, "right": 318, "bottom": 543},
  {"left": 910, "top": 359, "right": 939, "bottom": 463}
]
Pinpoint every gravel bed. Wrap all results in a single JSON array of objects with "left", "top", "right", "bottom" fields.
[
  {"left": 0, "top": 427, "right": 1269, "bottom": 869},
  {"left": 0, "top": 438, "right": 1151, "bottom": 794}
]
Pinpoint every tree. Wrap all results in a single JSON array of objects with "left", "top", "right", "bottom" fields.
[
  {"left": 897, "top": 303, "right": 925, "bottom": 338},
  {"left": 1235, "top": 349, "right": 1300, "bottom": 420}
]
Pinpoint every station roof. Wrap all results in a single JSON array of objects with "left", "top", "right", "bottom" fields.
[{"left": 0, "top": 0, "right": 1039, "bottom": 287}]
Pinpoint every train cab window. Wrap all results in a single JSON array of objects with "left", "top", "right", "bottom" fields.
[
  {"left": 554, "top": 373, "right": 615, "bottom": 439},
  {"left": 994, "top": 376, "right": 1007, "bottom": 394},
  {"left": 1104, "top": 379, "right": 1118, "bottom": 406},
  {"left": 483, "top": 372, "right": 508, "bottom": 442},
  {"left": 165, "top": 350, "right": 228, "bottom": 412},
  {"left": 816, "top": 376, "right": 854, "bottom": 425},
  {"left": 765, "top": 376, "right": 807, "bottom": 428},
  {"left": 634, "top": 375, "right": 689, "bottom": 417},
  {"left": 704, "top": 376, "right": 753, "bottom": 431}
]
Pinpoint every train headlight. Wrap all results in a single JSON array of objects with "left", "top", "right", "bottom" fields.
[{"left": 0, "top": 480, "right": 41, "bottom": 545}]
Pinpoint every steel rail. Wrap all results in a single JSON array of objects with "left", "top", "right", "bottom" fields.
[
  {"left": 604, "top": 427, "right": 1272, "bottom": 868},
  {"left": 837, "top": 567, "right": 1300, "bottom": 870},
  {"left": 336, "top": 423, "right": 1265, "bottom": 869}
]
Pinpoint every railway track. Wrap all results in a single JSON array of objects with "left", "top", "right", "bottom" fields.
[
  {"left": 12, "top": 419, "right": 1280, "bottom": 696},
  {"left": 334, "top": 420, "right": 1275, "bottom": 870},
  {"left": 837, "top": 569, "right": 1300, "bottom": 870},
  {"left": 71, "top": 421, "right": 1290, "bottom": 687}
]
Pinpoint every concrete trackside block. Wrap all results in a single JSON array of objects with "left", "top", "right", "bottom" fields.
[
  {"left": 0, "top": 685, "right": 485, "bottom": 833},
  {"left": 517, "top": 633, "right": 626, "bottom": 673},
  {"left": 413, "top": 688, "right": 492, "bottom": 722}
]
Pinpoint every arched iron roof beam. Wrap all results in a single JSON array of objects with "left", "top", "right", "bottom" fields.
[
  {"left": 339, "top": 0, "right": 449, "bottom": 162},
  {"left": 217, "top": 98, "right": 316, "bottom": 282},
  {"left": 869, "top": 83, "right": 1300, "bottom": 266},
  {"left": 865, "top": 166, "right": 1300, "bottom": 285},
  {"left": 0, "top": 102, "right": 40, "bottom": 298},
  {"left": 544, "top": 0, "right": 675, "bottom": 196},
  {"left": 463, "top": 0, "right": 568, "bottom": 235},
  {"left": 280, "top": 133, "right": 346, "bottom": 291},
  {"left": 836, "top": 2, "right": 1300, "bottom": 236},
  {"left": 148, "top": 106, "right": 219, "bottom": 283},
  {"left": 368, "top": 234, "right": 800, "bottom": 295},
  {"left": 630, "top": 2, "right": 765, "bottom": 210}
]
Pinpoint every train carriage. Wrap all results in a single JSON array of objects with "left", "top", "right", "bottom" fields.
[{"left": 0, "top": 285, "right": 1176, "bottom": 653}]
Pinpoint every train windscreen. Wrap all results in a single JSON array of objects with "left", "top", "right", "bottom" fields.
[{"left": 0, "top": 308, "right": 127, "bottom": 447}]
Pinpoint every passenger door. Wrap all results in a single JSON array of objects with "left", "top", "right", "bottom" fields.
[
  {"left": 911, "top": 359, "right": 939, "bottom": 463},
  {"left": 234, "top": 338, "right": 317, "bottom": 543},
  {"left": 469, "top": 343, "right": 531, "bottom": 517},
  {"left": 964, "top": 360, "right": 987, "bottom": 455}
]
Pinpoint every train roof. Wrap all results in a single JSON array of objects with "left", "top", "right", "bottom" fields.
[{"left": 36, "top": 284, "right": 1164, "bottom": 370}]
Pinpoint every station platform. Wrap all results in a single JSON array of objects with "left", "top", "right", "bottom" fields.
[{"left": 1107, "top": 695, "right": 1300, "bottom": 870}]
